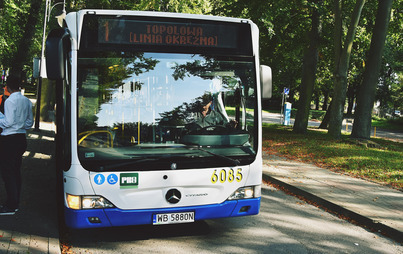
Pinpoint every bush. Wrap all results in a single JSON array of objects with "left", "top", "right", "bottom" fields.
[{"left": 290, "top": 109, "right": 326, "bottom": 121}]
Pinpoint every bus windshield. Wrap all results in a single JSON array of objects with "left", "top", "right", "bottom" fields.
[{"left": 77, "top": 52, "right": 257, "bottom": 171}]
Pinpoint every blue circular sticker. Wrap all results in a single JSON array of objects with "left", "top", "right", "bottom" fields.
[
  {"left": 107, "top": 174, "right": 118, "bottom": 185},
  {"left": 94, "top": 174, "right": 105, "bottom": 185}
]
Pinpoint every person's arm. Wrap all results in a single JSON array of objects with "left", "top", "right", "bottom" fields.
[
  {"left": 0, "top": 99, "right": 15, "bottom": 129},
  {"left": 25, "top": 100, "right": 34, "bottom": 129}
]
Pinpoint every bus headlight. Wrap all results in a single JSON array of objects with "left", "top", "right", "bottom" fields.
[
  {"left": 66, "top": 194, "right": 81, "bottom": 209},
  {"left": 66, "top": 194, "right": 115, "bottom": 209},
  {"left": 82, "top": 196, "right": 115, "bottom": 209},
  {"left": 227, "top": 185, "right": 261, "bottom": 200}
]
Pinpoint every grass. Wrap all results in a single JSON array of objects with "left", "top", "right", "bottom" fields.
[
  {"left": 262, "top": 124, "right": 403, "bottom": 190},
  {"left": 371, "top": 117, "right": 403, "bottom": 131}
]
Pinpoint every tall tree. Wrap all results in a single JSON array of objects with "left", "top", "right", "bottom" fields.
[
  {"left": 293, "top": 1, "right": 320, "bottom": 133},
  {"left": 9, "top": 0, "right": 42, "bottom": 77},
  {"left": 374, "top": 0, "right": 402, "bottom": 116},
  {"left": 351, "top": 0, "right": 394, "bottom": 139},
  {"left": 328, "top": 0, "right": 366, "bottom": 139}
]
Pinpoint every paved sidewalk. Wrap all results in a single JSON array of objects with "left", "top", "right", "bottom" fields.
[
  {"left": 262, "top": 153, "right": 403, "bottom": 244},
  {"left": 0, "top": 122, "right": 60, "bottom": 254}
]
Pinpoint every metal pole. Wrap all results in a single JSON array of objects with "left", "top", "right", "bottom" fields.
[
  {"left": 280, "top": 88, "right": 285, "bottom": 124},
  {"left": 34, "top": 0, "right": 50, "bottom": 131},
  {"left": 34, "top": 77, "right": 42, "bottom": 131}
]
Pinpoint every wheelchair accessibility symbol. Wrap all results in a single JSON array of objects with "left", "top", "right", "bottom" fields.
[{"left": 107, "top": 174, "right": 118, "bottom": 185}]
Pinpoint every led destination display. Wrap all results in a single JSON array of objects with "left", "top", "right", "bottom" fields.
[{"left": 97, "top": 18, "right": 249, "bottom": 51}]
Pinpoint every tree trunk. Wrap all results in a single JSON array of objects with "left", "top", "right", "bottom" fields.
[
  {"left": 39, "top": 79, "right": 56, "bottom": 122},
  {"left": 351, "top": 0, "right": 393, "bottom": 139},
  {"left": 328, "top": 0, "right": 366, "bottom": 139},
  {"left": 293, "top": 3, "right": 320, "bottom": 134},
  {"left": 346, "top": 83, "right": 355, "bottom": 116},
  {"left": 10, "top": 0, "right": 42, "bottom": 77},
  {"left": 319, "top": 100, "right": 332, "bottom": 129},
  {"left": 322, "top": 92, "right": 329, "bottom": 110}
]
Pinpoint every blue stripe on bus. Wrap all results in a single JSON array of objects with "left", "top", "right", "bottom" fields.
[{"left": 64, "top": 198, "right": 260, "bottom": 229}]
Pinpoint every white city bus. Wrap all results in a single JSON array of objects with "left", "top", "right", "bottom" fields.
[{"left": 45, "top": 9, "right": 272, "bottom": 229}]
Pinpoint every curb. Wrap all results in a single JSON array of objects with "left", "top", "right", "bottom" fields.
[{"left": 262, "top": 173, "right": 403, "bottom": 245}]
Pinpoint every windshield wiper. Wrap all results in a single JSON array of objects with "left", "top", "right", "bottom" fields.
[
  {"left": 96, "top": 146, "right": 240, "bottom": 171},
  {"left": 186, "top": 146, "right": 240, "bottom": 166}
]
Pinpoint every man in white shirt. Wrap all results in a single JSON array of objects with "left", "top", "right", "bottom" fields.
[{"left": 0, "top": 75, "right": 33, "bottom": 215}]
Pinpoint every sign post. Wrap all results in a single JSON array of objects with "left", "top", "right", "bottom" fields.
[{"left": 280, "top": 87, "right": 289, "bottom": 124}]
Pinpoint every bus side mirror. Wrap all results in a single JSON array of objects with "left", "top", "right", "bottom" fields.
[
  {"left": 45, "top": 28, "right": 70, "bottom": 80},
  {"left": 260, "top": 65, "right": 272, "bottom": 99}
]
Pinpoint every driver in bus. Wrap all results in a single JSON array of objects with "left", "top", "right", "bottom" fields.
[
  {"left": 186, "top": 78, "right": 235, "bottom": 132},
  {"left": 192, "top": 97, "right": 228, "bottom": 129}
]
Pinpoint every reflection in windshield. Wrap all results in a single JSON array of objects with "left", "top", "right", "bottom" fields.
[{"left": 77, "top": 53, "right": 257, "bottom": 170}]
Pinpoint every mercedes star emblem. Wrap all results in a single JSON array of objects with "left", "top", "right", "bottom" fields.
[{"left": 166, "top": 189, "right": 181, "bottom": 204}]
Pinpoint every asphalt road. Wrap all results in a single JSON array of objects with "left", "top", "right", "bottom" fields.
[
  {"left": 1, "top": 122, "right": 401, "bottom": 253},
  {"left": 62, "top": 184, "right": 402, "bottom": 254}
]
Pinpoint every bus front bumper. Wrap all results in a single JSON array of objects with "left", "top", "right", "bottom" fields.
[{"left": 64, "top": 198, "right": 260, "bottom": 229}]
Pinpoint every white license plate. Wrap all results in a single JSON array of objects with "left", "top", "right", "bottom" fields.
[{"left": 153, "top": 212, "right": 195, "bottom": 225}]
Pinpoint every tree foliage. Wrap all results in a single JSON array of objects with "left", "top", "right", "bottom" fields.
[
  {"left": 0, "top": 0, "right": 401, "bottom": 138},
  {"left": 0, "top": 0, "right": 42, "bottom": 80},
  {"left": 65, "top": 0, "right": 211, "bottom": 13}
]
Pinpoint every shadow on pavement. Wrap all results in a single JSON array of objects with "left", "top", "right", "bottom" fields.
[{"left": 0, "top": 129, "right": 58, "bottom": 238}]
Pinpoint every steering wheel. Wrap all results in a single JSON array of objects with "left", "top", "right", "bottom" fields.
[
  {"left": 185, "top": 125, "right": 228, "bottom": 135},
  {"left": 78, "top": 130, "right": 113, "bottom": 148}
]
